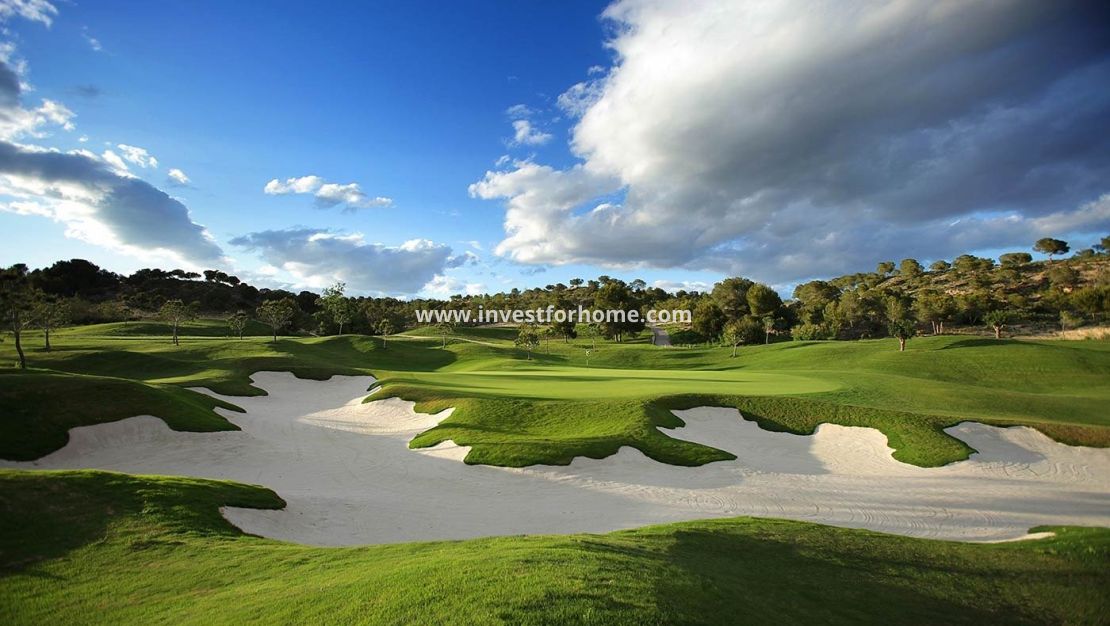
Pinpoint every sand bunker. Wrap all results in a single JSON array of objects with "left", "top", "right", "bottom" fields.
[{"left": 5, "top": 371, "right": 1108, "bottom": 545}]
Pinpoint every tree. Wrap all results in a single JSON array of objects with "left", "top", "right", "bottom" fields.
[
  {"left": 158, "top": 299, "right": 196, "bottom": 346},
  {"left": 876, "top": 261, "right": 895, "bottom": 276},
  {"left": 692, "top": 300, "right": 726, "bottom": 341},
  {"left": 722, "top": 317, "right": 762, "bottom": 356},
  {"left": 883, "top": 295, "right": 910, "bottom": 324},
  {"left": 33, "top": 297, "right": 69, "bottom": 351},
  {"left": 929, "top": 260, "right": 951, "bottom": 272},
  {"left": 999, "top": 252, "right": 1032, "bottom": 267},
  {"left": 722, "top": 320, "right": 744, "bottom": 357},
  {"left": 514, "top": 324, "right": 540, "bottom": 360},
  {"left": 792, "top": 280, "right": 839, "bottom": 324},
  {"left": 887, "top": 319, "right": 916, "bottom": 352},
  {"left": 434, "top": 321, "right": 455, "bottom": 348},
  {"left": 1047, "top": 264, "right": 1079, "bottom": 290},
  {"left": 228, "top": 310, "right": 250, "bottom": 340},
  {"left": 746, "top": 283, "right": 782, "bottom": 318},
  {"left": 376, "top": 319, "right": 396, "bottom": 348},
  {"left": 593, "top": 279, "right": 644, "bottom": 341},
  {"left": 983, "top": 310, "right": 1009, "bottom": 339},
  {"left": 762, "top": 316, "right": 776, "bottom": 344},
  {"left": 317, "top": 282, "right": 353, "bottom": 335},
  {"left": 913, "top": 291, "right": 954, "bottom": 335},
  {"left": 899, "top": 259, "right": 923, "bottom": 277},
  {"left": 1034, "top": 237, "right": 1069, "bottom": 261},
  {"left": 257, "top": 298, "right": 298, "bottom": 342},
  {"left": 711, "top": 277, "right": 754, "bottom": 321},
  {"left": 0, "top": 265, "right": 39, "bottom": 369}
]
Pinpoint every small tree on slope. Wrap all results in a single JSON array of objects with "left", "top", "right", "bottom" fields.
[
  {"left": 257, "top": 298, "right": 298, "bottom": 343},
  {"left": 159, "top": 299, "right": 196, "bottom": 346},
  {"left": 983, "top": 310, "right": 1009, "bottom": 340},
  {"left": 228, "top": 310, "right": 250, "bottom": 340},
  {"left": 0, "top": 266, "right": 39, "bottom": 369},
  {"left": 514, "top": 325, "right": 541, "bottom": 360},
  {"left": 33, "top": 297, "right": 69, "bottom": 351},
  {"left": 888, "top": 319, "right": 916, "bottom": 352},
  {"left": 376, "top": 319, "right": 396, "bottom": 349}
]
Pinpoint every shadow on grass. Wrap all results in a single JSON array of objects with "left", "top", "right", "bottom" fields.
[{"left": 654, "top": 523, "right": 1016, "bottom": 624}]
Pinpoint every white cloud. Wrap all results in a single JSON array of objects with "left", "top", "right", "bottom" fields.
[
  {"left": 167, "top": 168, "right": 190, "bottom": 186},
  {"left": 505, "top": 104, "right": 534, "bottom": 118},
  {"left": 117, "top": 144, "right": 158, "bottom": 168},
  {"left": 0, "top": 140, "right": 225, "bottom": 266},
  {"left": 423, "top": 274, "right": 487, "bottom": 297},
  {"left": 510, "top": 119, "right": 552, "bottom": 146},
  {"left": 264, "top": 174, "right": 392, "bottom": 211},
  {"left": 100, "top": 149, "right": 128, "bottom": 173},
  {"left": 230, "top": 229, "right": 454, "bottom": 295},
  {"left": 82, "top": 29, "right": 102, "bottom": 52},
  {"left": 652, "top": 279, "right": 711, "bottom": 293},
  {"left": 0, "top": 0, "right": 57, "bottom": 26},
  {"left": 474, "top": 0, "right": 1110, "bottom": 283}
]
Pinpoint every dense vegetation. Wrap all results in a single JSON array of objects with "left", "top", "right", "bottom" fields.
[
  {"left": 2, "top": 237, "right": 1108, "bottom": 361},
  {"left": 1, "top": 470, "right": 1107, "bottom": 625}
]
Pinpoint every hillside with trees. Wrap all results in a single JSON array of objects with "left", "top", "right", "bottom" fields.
[{"left": 2, "top": 237, "right": 1108, "bottom": 362}]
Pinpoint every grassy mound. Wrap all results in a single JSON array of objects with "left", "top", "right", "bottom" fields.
[
  {"left": 0, "top": 370, "right": 242, "bottom": 461},
  {"left": 1, "top": 470, "right": 1107, "bottom": 624}
]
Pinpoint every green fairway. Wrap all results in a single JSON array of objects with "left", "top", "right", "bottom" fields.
[
  {"left": 1, "top": 470, "right": 1106, "bottom": 625},
  {"left": 2, "top": 322, "right": 1109, "bottom": 466}
]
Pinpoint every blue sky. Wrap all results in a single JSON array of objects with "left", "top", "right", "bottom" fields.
[{"left": 1, "top": 0, "right": 1108, "bottom": 297}]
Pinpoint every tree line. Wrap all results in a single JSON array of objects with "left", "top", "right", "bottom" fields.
[{"left": 2, "top": 236, "right": 1108, "bottom": 366}]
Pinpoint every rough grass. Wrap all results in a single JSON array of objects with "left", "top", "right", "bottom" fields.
[
  {"left": 2, "top": 323, "right": 1108, "bottom": 466},
  {"left": 1, "top": 470, "right": 1107, "bottom": 625}
]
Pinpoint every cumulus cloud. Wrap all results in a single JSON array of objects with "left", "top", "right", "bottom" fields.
[
  {"left": 116, "top": 144, "right": 158, "bottom": 169},
  {"left": 99, "top": 149, "right": 128, "bottom": 173},
  {"left": 0, "top": 58, "right": 76, "bottom": 139},
  {"left": 510, "top": 119, "right": 551, "bottom": 146},
  {"left": 229, "top": 229, "right": 455, "bottom": 295},
  {"left": 0, "top": 140, "right": 225, "bottom": 264},
  {"left": 474, "top": 0, "right": 1110, "bottom": 282},
  {"left": 166, "top": 168, "right": 190, "bottom": 186},
  {"left": 263, "top": 174, "right": 392, "bottom": 211},
  {"left": 446, "top": 250, "right": 480, "bottom": 268},
  {"left": 423, "top": 274, "right": 487, "bottom": 297}
]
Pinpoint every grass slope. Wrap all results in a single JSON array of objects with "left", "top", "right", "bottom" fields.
[
  {"left": 1, "top": 470, "right": 1107, "bottom": 625},
  {"left": 0, "top": 370, "right": 243, "bottom": 461},
  {"left": 2, "top": 323, "right": 1108, "bottom": 466}
]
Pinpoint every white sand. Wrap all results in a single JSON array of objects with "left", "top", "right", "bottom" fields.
[{"left": 4, "top": 371, "right": 1108, "bottom": 546}]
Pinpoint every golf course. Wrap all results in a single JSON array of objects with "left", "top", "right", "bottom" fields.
[
  {"left": 3, "top": 0, "right": 1110, "bottom": 620},
  {"left": 2, "top": 321, "right": 1109, "bottom": 622}
]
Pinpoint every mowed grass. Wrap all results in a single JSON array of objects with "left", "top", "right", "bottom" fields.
[
  {"left": 1, "top": 470, "right": 1107, "bottom": 625},
  {"left": 2, "top": 321, "right": 1109, "bottom": 466}
]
